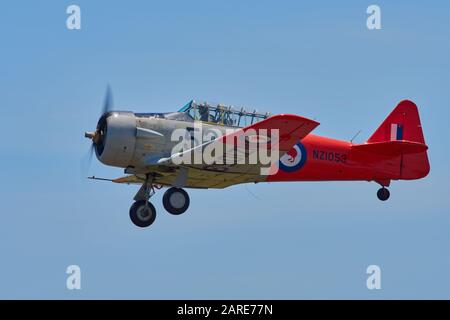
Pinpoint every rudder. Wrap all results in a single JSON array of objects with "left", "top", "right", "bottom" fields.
[{"left": 367, "top": 100, "right": 430, "bottom": 179}]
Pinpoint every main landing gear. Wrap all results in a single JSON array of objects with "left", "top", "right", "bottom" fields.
[
  {"left": 376, "top": 187, "right": 390, "bottom": 201},
  {"left": 129, "top": 175, "right": 190, "bottom": 228},
  {"left": 129, "top": 200, "right": 157, "bottom": 228},
  {"left": 163, "top": 187, "right": 190, "bottom": 215}
]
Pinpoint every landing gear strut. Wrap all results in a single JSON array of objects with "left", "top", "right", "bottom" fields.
[
  {"left": 377, "top": 187, "right": 390, "bottom": 201},
  {"left": 129, "top": 175, "right": 190, "bottom": 227}
]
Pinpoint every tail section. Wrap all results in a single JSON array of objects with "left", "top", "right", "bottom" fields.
[{"left": 365, "top": 100, "right": 430, "bottom": 179}]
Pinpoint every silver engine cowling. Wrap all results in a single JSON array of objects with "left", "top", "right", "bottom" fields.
[{"left": 95, "top": 111, "right": 136, "bottom": 168}]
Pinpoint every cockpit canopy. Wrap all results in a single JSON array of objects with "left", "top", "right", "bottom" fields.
[
  {"left": 178, "top": 100, "right": 270, "bottom": 127},
  {"left": 134, "top": 100, "right": 270, "bottom": 127}
]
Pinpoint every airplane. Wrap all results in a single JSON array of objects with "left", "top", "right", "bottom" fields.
[{"left": 84, "top": 87, "right": 430, "bottom": 228}]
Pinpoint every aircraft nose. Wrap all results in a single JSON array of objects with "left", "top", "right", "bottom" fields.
[{"left": 93, "top": 111, "right": 136, "bottom": 167}]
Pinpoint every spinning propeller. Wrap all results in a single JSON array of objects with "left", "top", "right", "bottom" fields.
[{"left": 83, "top": 85, "right": 114, "bottom": 170}]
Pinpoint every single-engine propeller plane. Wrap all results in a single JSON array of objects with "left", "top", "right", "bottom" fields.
[{"left": 85, "top": 87, "right": 430, "bottom": 228}]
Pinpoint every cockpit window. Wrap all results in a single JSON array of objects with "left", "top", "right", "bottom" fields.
[{"left": 178, "top": 100, "right": 270, "bottom": 127}]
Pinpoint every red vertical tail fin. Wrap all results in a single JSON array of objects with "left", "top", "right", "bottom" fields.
[
  {"left": 368, "top": 100, "right": 425, "bottom": 144},
  {"left": 367, "top": 100, "right": 430, "bottom": 179}
]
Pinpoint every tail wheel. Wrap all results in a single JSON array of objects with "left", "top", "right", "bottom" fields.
[
  {"left": 377, "top": 187, "right": 390, "bottom": 201},
  {"left": 163, "top": 187, "right": 190, "bottom": 215},
  {"left": 129, "top": 200, "right": 156, "bottom": 227}
]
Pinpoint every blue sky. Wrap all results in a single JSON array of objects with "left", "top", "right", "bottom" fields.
[{"left": 0, "top": 0, "right": 449, "bottom": 299}]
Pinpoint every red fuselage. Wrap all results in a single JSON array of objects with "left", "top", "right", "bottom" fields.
[{"left": 268, "top": 134, "right": 430, "bottom": 184}]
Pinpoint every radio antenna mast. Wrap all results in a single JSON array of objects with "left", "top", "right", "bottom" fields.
[{"left": 350, "top": 130, "right": 362, "bottom": 143}]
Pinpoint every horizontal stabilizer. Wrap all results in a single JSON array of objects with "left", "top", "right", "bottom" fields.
[{"left": 352, "top": 140, "right": 428, "bottom": 157}]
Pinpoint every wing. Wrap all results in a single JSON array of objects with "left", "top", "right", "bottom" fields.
[
  {"left": 158, "top": 114, "right": 319, "bottom": 169},
  {"left": 111, "top": 169, "right": 268, "bottom": 189},
  {"left": 114, "top": 114, "right": 319, "bottom": 188}
]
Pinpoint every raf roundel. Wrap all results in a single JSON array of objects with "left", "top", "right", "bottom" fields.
[{"left": 279, "top": 142, "right": 307, "bottom": 172}]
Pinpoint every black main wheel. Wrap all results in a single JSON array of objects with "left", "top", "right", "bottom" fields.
[
  {"left": 129, "top": 200, "right": 157, "bottom": 227},
  {"left": 377, "top": 188, "right": 390, "bottom": 201},
  {"left": 163, "top": 187, "right": 190, "bottom": 215}
]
